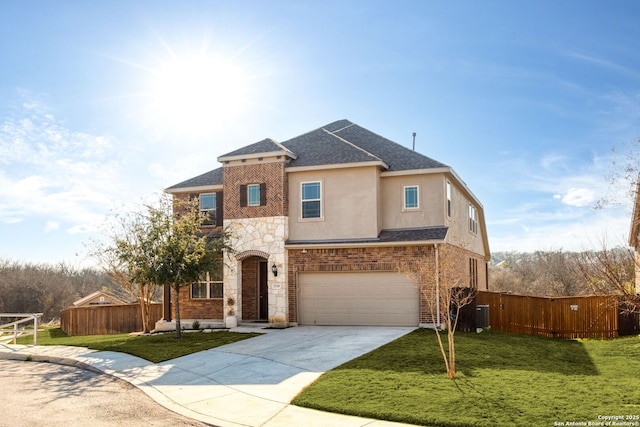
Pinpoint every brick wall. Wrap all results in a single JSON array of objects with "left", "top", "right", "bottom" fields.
[
  {"left": 287, "top": 243, "right": 487, "bottom": 324},
  {"left": 223, "top": 161, "right": 288, "bottom": 219},
  {"left": 287, "top": 245, "right": 438, "bottom": 324},
  {"left": 173, "top": 286, "right": 223, "bottom": 320}
]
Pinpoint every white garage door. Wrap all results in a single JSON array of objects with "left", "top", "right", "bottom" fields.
[{"left": 298, "top": 272, "right": 419, "bottom": 326}]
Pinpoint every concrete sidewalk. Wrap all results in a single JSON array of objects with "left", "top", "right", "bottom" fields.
[{"left": 0, "top": 326, "right": 418, "bottom": 427}]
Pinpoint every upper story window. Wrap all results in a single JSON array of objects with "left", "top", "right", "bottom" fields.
[
  {"left": 199, "top": 193, "right": 216, "bottom": 226},
  {"left": 301, "top": 181, "right": 321, "bottom": 219},
  {"left": 404, "top": 186, "right": 419, "bottom": 210},
  {"left": 469, "top": 204, "right": 478, "bottom": 234},
  {"left": 446, "top": 181, "right": 452, "bottom": 217},
  {"left": 247, "top": 184, "right": 260, "bottom": 206},
  {"left": 191, "top": 271, "right": 223, "bottom": 299},
  {"left": 240, "top": 183, "right": 266, "bottom": 207}
]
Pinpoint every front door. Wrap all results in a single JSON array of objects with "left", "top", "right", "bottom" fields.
[{"left": 258, "top": 261, "right": 268, "bottom": 321}]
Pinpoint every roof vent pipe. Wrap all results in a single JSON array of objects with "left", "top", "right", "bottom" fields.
[{"left": 412, "top": 132, "right": 416, "bottom": 151}]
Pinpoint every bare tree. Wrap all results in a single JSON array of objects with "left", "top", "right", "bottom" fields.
[
  {"left": 400, "top": 244, "right": 476, "bottom": 379},
  {"left": 490, "top": 251, "right": 589, "bottom": 297},
  {"left": 574, "top": 237, "right": 639, "bottom": 314},
  {"left": 0, "top": 259, "right": 118, "bottom": 322}
]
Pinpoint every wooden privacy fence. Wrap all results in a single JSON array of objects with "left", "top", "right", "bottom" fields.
[
  {"left": 477, "top": 291, "right": 627, "bottom": 339},
  {"left": 61, "top": 303, "right": 163, "bottom": 336}
]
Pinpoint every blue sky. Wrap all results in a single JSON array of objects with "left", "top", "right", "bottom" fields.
[{"left": 1, "top": 1, "right": 639, "bottom": 266}]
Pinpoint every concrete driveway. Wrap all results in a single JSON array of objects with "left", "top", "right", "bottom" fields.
[
  {"left": 1, "top": 326, "right": 417, "bottom": 427},
  {"left": 129, "top": 325, "right": 415, "bottom": 426}
]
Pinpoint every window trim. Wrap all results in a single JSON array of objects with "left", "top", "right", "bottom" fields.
[
  {"left": 403, "top": 185, "right": 420, "bottom": 210},
  {"left": 247, "top": 184, "right": 260, "bottom": 207},
  {"left": 469, "top": 204, "right": 478, "bottom": 234},
  {"left": 190, "top": 272, "right": 223, "bottom": 299},
  {"left": 446, "top": 181, "right": 452, "bottom": 218},
  {"left": 199, "top": 193, "right": 217, "bottom": 226},
  {"left": 300, "top": 180, "right": 323, "bottom": 220}
]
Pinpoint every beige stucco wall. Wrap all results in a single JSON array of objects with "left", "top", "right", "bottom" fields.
[
  {"left": 288, "top": 166, "right": 380, "bottom": 241},
  {"left": 380, "top": 173, "right": 446, "bottom": 230},
  {"left": 444, "top": 177, "right": 486, "bottom": 256}
]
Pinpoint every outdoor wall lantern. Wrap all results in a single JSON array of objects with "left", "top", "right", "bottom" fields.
[{"left": 271, "top": 263, "right": 278, "bottom": 277}]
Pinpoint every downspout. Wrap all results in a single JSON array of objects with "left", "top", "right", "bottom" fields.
[{"left": 435, "top": 243, "right": 441, "bottom": 329}]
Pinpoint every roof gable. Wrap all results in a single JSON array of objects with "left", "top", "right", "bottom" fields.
[
  {"left": 218, "top": 138, "right": 294, "bottom": 159},
  {"left": 282, "top": 127, "right": 384, "bottom": 168},
  {"left": 332, "top": 123, "right": 448, "bottom": 171}
]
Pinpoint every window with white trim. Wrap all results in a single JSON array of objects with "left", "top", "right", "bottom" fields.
[
  {"left": 247, "top": 184, "right": 260, "bottom": 206},
  {"left": 199, "top": 193, "right": 216, "bottom": 225},
  {"left": 469, "top": 204, "right": 478, "bottom": 234},
  {"left": 301, "top": 181, "right": 321, "bottom": 219},
  {"left": 191, "top": 271, "right": 223, "bottom": 299},
  {"left": 404, "top": 186, "right": 419, "bottom": 209},
  {"left": 446, "top": 181, "right": 452, "bottom": 217}
]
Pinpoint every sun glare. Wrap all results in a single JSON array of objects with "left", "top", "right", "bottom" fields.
[{"left": 148, "top": 54, "right": 249, "bottom": 135}]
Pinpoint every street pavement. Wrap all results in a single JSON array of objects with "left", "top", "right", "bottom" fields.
[{"left": 0, "top": 325, "right": 419, "bottom": 427}]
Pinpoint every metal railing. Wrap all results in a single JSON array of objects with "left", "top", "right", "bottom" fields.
[{"left": 0, "top": 313, "right": 43, "bottom": 345}]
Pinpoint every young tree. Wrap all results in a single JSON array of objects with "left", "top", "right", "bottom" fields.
[
  {"left": 93, "top": 194, "right": 231, "bottom": 337},
  {"left": 132, "top": 194, "right": 231, "bottom": 338},
  {"left": 400, "top": 244, "right": 476, "bottom": 379}
]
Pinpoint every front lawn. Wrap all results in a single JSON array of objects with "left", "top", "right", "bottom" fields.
[
  {"left": 293, "top": 329, "right": 640, "bottom": 426},
  {"left": 16, "top": 328, "right": 261, "bottom": 363}
]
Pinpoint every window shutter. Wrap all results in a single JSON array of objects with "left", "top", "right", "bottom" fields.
[
  {"left": 239, "top": 185, "right": 247, "bottom": 207},
  {"left": 189, "top": 193, "right": 198, "bottom": 201},
  {"left": 259, "top": 183, "right": 267, "bottom": 206},
  {"left": 216, "top": 192, "right": 224, "bottom": 226}
]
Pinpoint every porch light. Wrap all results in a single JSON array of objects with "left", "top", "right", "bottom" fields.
[{"left": 271, "top": 263, "right": 278, "bottom": 277}]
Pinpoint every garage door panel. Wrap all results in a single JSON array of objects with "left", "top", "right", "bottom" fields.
[{"left": 299, "top": 272, "right": 418, "bottom": 326}]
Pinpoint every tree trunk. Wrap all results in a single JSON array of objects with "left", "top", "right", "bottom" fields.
[
  {"left": 173, "top": 284, "right": 182, "bottom": 339},
  {"left": 140, "top": 296, "right": 150, "bottom": 333}
]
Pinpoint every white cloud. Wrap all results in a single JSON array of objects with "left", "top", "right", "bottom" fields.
[
  {"left": 0, "top": 95, "right": 132, "bottom": 233},
  {"left": 44, "top": 221, "right": 60, "bottom": 232},
  {"left": 561, "top": 188, "right": 595, "bottom": 207}
]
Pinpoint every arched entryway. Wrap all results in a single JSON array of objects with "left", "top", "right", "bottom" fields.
[{"left": 238, "top": 252, "right": 269, "bottom": 322}]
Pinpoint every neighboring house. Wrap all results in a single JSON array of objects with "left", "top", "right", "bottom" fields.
[
  {"left": 73, "top": 291, "right": 125, "bottom": 307},
  {"left": 160, "top": 119, "right": 490, "bottom": 329}
]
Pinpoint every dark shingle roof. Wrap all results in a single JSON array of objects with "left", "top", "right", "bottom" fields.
[
  {"left": 331, "top": 122, "right": 448, "bottom": 171},
  {"left": 166, "top": 167, "right": 223, "bottom": 190},
  {"left": 282, "top": 128, "right": 382, "bottom": 168},
  {"left": 280, "top": 119, "right": 447, "bottom": 171},
  {"left": 218, "top": 138, "right": 286, "bottom": 158},
  {"left": 285, "top": 226, "right": 448, "bottom": 246},
  {"left": 167, "top": 120, "right": 448, "bottom": 190}
]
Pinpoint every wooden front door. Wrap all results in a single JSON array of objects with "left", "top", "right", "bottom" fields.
[{"left": 258, "top": 261, "right": 268, "bottom": 321}]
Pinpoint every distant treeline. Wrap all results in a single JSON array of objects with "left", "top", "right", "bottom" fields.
[
  {"left": 489, "top": 248, "right": 635, "bottom": 297},
  {"left": 0, "top": 258, "right": 129, "bottom": 322}
]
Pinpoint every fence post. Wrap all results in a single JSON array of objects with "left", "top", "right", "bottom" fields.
[{"left": 33, "top": 313, "right": 38, "bottom": 346}]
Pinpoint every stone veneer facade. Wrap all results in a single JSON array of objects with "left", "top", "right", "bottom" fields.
[
  {"left": 224, "top": 216, "right": 288, "bottom": 325},
  {"left": 222, "top": 160, "right": 289, "bottom": 326}
]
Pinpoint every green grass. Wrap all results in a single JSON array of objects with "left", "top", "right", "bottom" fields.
[
  {"left": 16, "top": 327, "right": 261, "bottom": 363},
  {"left": 292, "top": 329, "right": 640, "bottom": 427}
]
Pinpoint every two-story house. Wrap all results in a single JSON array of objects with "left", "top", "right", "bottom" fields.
[{"left": 159, "top": 119, "right": 490, "bottom": 329}]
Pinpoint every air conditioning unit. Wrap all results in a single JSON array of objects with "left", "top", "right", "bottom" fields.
[{"left": 476, "top": 305, "right": 490, "bottom": 328}]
